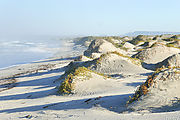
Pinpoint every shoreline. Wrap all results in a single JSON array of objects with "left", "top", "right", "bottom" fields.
[
  {"left": 0, "top": 37, "right": 84, "bottom": 71},
  {"left": 0, "top": 35, "right": 180, "bottom": 120},
  {"left": 0, "top": 38, "right": 83, "bottom": 92},
  {"left": 0, "top": 37, "right": 78, "bottom": 70},
  {"left": 0, "top": 56, "right": 73, "bottom": 92}
]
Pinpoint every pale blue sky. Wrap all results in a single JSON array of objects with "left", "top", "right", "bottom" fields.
[{"left": 0, "top": 0, "right": 180, "bottom": 36}]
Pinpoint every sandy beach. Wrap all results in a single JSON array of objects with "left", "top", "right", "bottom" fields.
[{"left": 0, "top": 35, "right": 180, "bottom": 120}]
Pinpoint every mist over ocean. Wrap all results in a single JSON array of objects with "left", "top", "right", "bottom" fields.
[{"left": 0, "top": 36, "right": 76, "bottom": 69}]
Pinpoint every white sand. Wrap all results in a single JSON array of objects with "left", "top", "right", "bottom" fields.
[
  {"left": 133, "top": 44, "right": 180, "bottom": 64},
  {"left": 1, "top": 37, "right": 180, "bottom": 120},
  {"left": 128, "top": 68, "right": 180, "bottom": 112},
  {"left": 0, "top": 57, "right": 180, "bottom": 120}
]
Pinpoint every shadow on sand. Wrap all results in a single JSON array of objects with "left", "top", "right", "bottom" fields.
[
  {"left": 0, "top": 63, "right": 132, "bottom": 114},
  {"left": 0, "top": 66, "right": 67, "bottom": 101},
  {"left": 0, "top": 93, "right": 132, "bottom": 114}
]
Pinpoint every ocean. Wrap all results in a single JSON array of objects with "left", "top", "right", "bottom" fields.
[{"left": 0, "top": 36, "right": 78, "bottom": 69}]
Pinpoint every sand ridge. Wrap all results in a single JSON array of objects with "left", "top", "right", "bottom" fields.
[{"left": 1, "top": 35, "right": 180, "bottom": 120}]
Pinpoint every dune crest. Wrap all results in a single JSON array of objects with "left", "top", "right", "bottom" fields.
[{"left": 128, "top": 68, "right": 180, "bottom": 111}]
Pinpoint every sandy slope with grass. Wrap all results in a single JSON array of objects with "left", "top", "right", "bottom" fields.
[
  {"left": 0, "top": 57, "right": 180, "bottom": 120},
  {"left": 1, "top": 35, "right": 180, "bottom": 120},
  {"left": 0, "top": 57, "right": 151, "bottom": 120}
]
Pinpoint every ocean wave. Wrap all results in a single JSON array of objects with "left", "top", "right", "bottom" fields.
[{"left": 0, "top": 38, "right": 72, "bottom": 68}]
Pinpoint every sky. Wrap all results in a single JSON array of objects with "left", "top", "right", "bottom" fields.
[{"left": 0, "top": 0, "right": 180, "bottom": 37}]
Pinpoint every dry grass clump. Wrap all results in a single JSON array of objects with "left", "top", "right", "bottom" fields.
[
  {"left": 127, "top": 74, "right": 156, "bottom": 105},
  {"left": 59, "top": 67, "right": 92, "bottom": 94},
  {"left": 59, "top": 73, "right": 74, "bottom": 94},
  {"left": 127, "top": 67, "right": 180, "bottom": 105},
  {"left": 59, "top": 66, "right": 108, "bottom": 94}
]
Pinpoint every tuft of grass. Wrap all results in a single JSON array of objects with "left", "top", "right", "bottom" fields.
[
  {"left": 59, "top": 66, "right": 109, "bottom": 94},
  {"left": 59, "top": 67, "right": 92, "bottom": 94},
  {"left": 127, "top": 74, "right": 156, "bottom": 105},
  {"left": 59, "top": 73, "right": 74, "bottom": 94},
  {"left": 126, "top": 67, "right": 180, "bottom": 105}
]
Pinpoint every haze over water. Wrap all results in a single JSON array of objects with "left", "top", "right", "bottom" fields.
[{"left": 0, "top": 36, "right": 72, "bottom": 69}]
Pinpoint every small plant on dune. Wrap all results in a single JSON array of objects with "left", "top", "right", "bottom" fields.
[
  {"left": 59, "top": 66, "right": 109, "bottom": 94},
  {"left": 59, "top": 67, "right": 93, "bottom": 94},
  {"left": 126, "top": 66, "right": 180, "bottom": 105},
  {"left": 59, "top": 73, "right": 74, "bottom": 94},
  {"left": 127, "top": 73, "right": 157, "bottom": 105}
]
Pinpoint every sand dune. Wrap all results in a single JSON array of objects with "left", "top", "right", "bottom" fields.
[
  {"left": 1, "top": 35, "right": 180, "bottom": 120},
  {"left": 132, "top": 43, "right": 180, "bottom": 64},
  {"left": 128, "top": 68, "right": 180, "bottom": 112}
]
